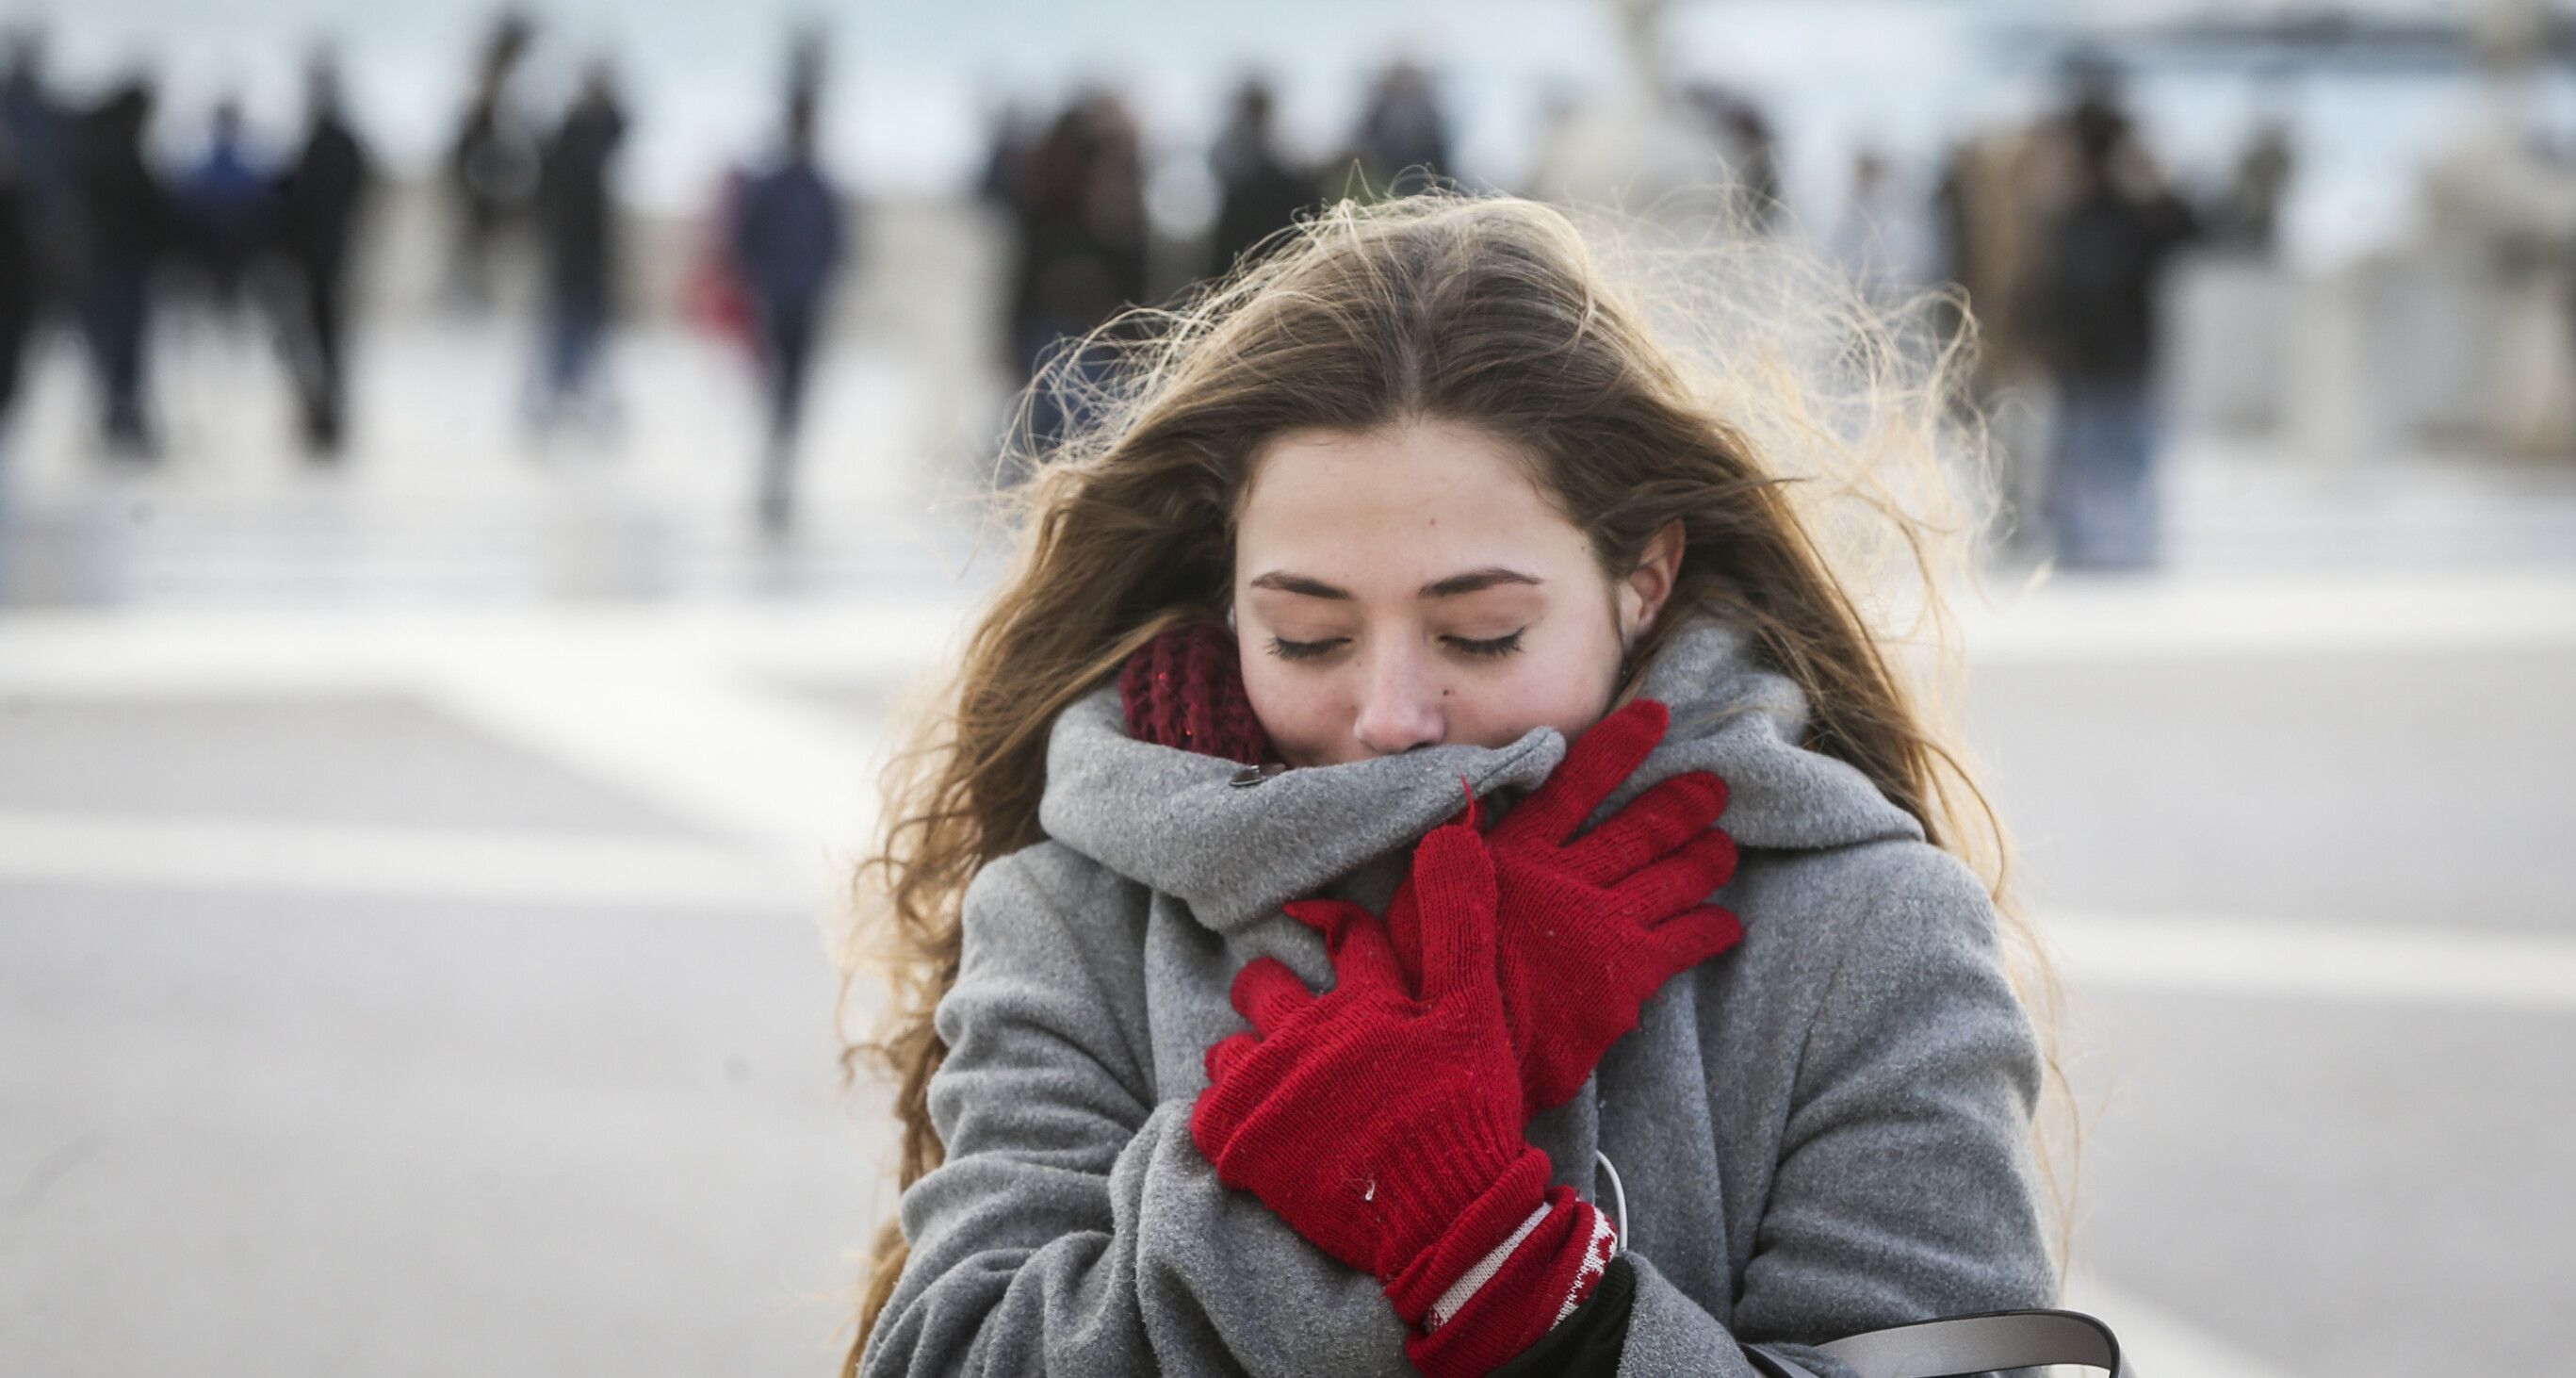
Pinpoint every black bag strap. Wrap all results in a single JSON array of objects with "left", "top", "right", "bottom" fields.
[{"left": 1747, "top": 1308, "right": 2132, "bottom": 1378}]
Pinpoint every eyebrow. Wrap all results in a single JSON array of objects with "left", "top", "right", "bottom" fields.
[{"left": 1247, "top": 567, "right": 1543, "bottom": 600}]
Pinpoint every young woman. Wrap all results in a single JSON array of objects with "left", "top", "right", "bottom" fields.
[{"left": 844, "top": 195, "right": 2053, "bottom": 1377}]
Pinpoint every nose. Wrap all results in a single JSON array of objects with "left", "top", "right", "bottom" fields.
[{"left": 1350, "top": 640, "right": 1446, "bottom": 757}]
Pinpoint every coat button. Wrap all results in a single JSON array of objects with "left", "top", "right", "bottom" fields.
[{"left": 1229, "top": 766, "right": 1266, "bottom": 788}]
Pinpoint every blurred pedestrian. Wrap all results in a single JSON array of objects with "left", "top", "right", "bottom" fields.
[
  {"left": 733, "top": 79, "right": 845, "bottom": 532},
  {"left": 0, "top": 124, "right": 36, "bottom": 432},
  {"left": 70, "top": 78, "right": 171, "bottom": 456},
  {"left": 2209, "top": 120, "right": 2292, "bottom": 254},
  {"left": 1828, "top": 147, "right": 1932, "bottom": 308},
  {"left": 173, "top": 99, "right": 272, "bottom": 307},
  {"left": 272, "top": 54, "right": 370, "bottom": 457},
  {"left": 1002, "top": 91, "right": 1145, "bottom": 440},
  {"left": 530, "top": 61, "right": 626, "bottom": 427},
  {"left": 1206, "top": 78, "right": 1314, "bottom": 277},
  {"left": 2, "top": 31, "right": 73, "bottom": 322},
  {"left": 1679, "top": 83, "right": 1781, "bottom": 235},
  {"left": 444, "top": 14, "right": 537, "bottom": 308},
  {"left": 2026, "top": 92, "right": 2196, "bottom": 571},
  {"left": 1336, "top": 60, "right": 1449, "bottom": 201}
]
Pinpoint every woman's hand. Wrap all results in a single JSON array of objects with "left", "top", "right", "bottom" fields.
[
  {"left": 1389, "top": 697, "right": 1745, "bottom": 1115},
  {"left": 1194, "top": 826, "right": 1621, "bottom": 1377},
  {"left": 1192, "top": 824, "right": 1551, "bottom": 1311}
]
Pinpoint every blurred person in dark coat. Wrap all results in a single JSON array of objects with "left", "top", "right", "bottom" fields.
[
  {"left": 444, "top": 14, "right": 536, "bottom": 307},
  {"left": 0, "top": 125, "right": 37, "bottom": 431},
  {"left": 1339, "top": 60, "right": 1449, "bottom": 201},
  {"left": 274, "top": 54, "right": 370, "bottom": 456},
  {"left": 733, "top": 86, "right": 844, "bottom": 532},
  {"left": 2027, "top": 92, "right": 2196, "bottom": 571},
  {"left": 71, "top": 79, "right": 171, "bottom": 455},
  {"left": 531, "top": 62, "right": 625, "bottom": 425},
  {"left": 1206, "top": 77, "right": 1314, "bottom": 277},
  {"left": 1002, "top": 91, "right": 1145, "bottom": 441},
  {"left": 3, "top": 32, "right": 73, "bottom": 321}
]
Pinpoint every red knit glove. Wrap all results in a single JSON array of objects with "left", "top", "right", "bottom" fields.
[
  {"left": 1194, "top": 825, "right": 1548, "bottom": 1314},
  {"left": 1382, "top": 698, "right": 1744, "bottom": 1115},
  {"left": 1193, "top": 826, "right": 1619, "bottom": 1377}
]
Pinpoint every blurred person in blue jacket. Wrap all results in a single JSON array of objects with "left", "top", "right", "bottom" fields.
[
  {"left": 734, "top": 77, "right": 844, "bottom": 533},
  {"left": 174, "top": 98, "right": 271, "bottom": 306}
]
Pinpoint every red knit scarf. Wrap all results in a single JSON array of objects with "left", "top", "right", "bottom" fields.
[{"left": 1119, "top": 622, "right": 1271, "bottom": 765}]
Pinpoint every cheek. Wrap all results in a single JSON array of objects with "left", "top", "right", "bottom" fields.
[
  {"left": 1444, "top": 656, "right": 1616, "bottom": 746},
  {"left": 1239, "top": 653, "right": 1340, "bottom": 756},
  {"left": 1443, "top": 614, "right": 1625, "bottom": 747}
]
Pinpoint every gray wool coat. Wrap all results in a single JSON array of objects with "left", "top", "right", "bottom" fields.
[{"left": 861, "top": 619, "right": 2055, "bottom": 1378}]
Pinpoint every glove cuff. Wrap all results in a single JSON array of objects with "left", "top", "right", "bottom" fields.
[
  {"left": 1382, "top": 1146, "right": 1554, "bottom": 1324},
  {"left": 1403, "top": 1188, "right": 1620, "bottom": 1378}
]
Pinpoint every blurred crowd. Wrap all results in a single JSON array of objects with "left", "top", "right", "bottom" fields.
[
  {"left": 0, "top": 38, "right": 368, "bottom": 459},
  {"left": 3, "top": 3, "right": 2571, "bottom": 563},
  {"left": 0, "top": 16, "right": 847, "bottom": 531},
  {"left": 972, "top": 57, "right": 2247, "bottom": 572}
]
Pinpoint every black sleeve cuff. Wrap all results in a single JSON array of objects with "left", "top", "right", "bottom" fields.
[{"left": 1484, "top": 1255, "right": 1637, "bottom": 1378}]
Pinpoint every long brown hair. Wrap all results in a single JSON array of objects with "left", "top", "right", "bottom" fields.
[{"left": 840, "top": 192, "right": 2046, "bottom": 1366}]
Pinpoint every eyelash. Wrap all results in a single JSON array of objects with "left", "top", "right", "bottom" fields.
[
  {"left": 1265, "top": 631, "right": 1524, "bottom": 662},
  {"left": 1268, "top": 636, "right": 1342, "bottom": 663}
]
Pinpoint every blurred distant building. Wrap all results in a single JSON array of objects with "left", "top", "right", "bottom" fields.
[{"left": 2406, "top": 0, "right": 2576, "bottom": 456}]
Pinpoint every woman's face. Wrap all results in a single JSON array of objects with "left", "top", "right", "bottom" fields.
[{"left": 1232, "top": 419, "right": 1679, "bottom": 768}]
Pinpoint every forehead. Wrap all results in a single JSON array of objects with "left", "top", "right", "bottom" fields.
[{"left": 1236, "top": 421, "right": 1589, "bottom": 574}]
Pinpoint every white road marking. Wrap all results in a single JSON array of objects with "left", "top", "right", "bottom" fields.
[
  {"left": 0, "top": 602, "right": 958, "bottom": 910},
  {"left": 2050, "top": 910, "right": 2576, "bottom": 1011},
  {"left": 1964, "top": 572, "right": 2576, "bottom": 664},
  {"left": 0, "top": 812, "right": 807, "bottom": 913}
]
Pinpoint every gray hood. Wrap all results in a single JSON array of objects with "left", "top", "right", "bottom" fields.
[{"left": 1037, "top": 617, "right": 1923, "bottom": 933}]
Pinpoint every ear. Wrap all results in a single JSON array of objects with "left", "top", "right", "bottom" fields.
[{"left": 1617, "top": 521, "right": 1687, "bottom": 648}]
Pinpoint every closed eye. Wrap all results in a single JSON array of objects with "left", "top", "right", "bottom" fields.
[
  {"left": 1268, "top": 635, "right": 1347, "bottom": 663},
  {"left": 1446, "top": 630, "right": 1524, "bottom": 659}
]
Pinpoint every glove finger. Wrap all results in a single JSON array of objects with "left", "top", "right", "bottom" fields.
[
  {"left": 1329, "top": 903, "right": 1410, "bottom": 994},
  {"left": 1555, "top": 772, "right": 1726, "bottom": 885},
  {"left": 1410, "top": 824, "right": 1501, "bottom": 1004},
  {"left": 1384, "top": 877, "right": 1428, "bottom": 992},
  {"left": 1613, "top": 828, "right": 1740, "bottom": 916},
  {"left": 1202, "top": 1029, "right": 1263, "bottom": 1087},
  {"left": 1647, "top": 903, "right": 1747, "bottom": 972},
  {"left": 1281, "top": 897, "right": 1366, "bottom": 947},
  {"left": 1231, "top": 957, "right": 1317, "bottom": 1032},
  {"left": 1491, "top": 698, "right": 1670, "bottom": 848}
]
